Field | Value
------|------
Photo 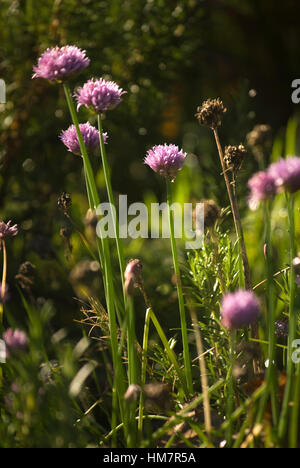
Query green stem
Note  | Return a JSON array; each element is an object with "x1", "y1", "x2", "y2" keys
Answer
[
  {"x1": 97, "y1": 114, "x2": 126, "y2": 300},
  {"x1": 0, "y1": 240, "x2": 6, "y2": 388},
  {"x1": 166, "y1": 179, "x2": 193, "y2": 396},
  {"x1": 288, "y1": 194, "x2": 300, "y2": 448},
  {"x1": 63, "y1": 84, "x2": 128, "y2": 440},
  {"x1": 138, "y1": 308, "x2": 151, "y2": 434},
  {"x1": 278, "y1": 193, "x2": 296, "y2": 443},
  {"x1": 149, "y1": 308, "x2": 188, "y2": 395},
  {"x1": 127, "y1": 296, "x2": 139, "y2": 385},
  {"x1": 190, "y1": 307, "x2": 211, "y2": 436},
  {"x1": 290, "y1": 357, "x2": 300, "y2": 447},
  {"x1": 0, "y1": 240, "x2": 7, "y2": 324},
  {"x1": 257, "y1": 200, "x2": 278, "y2": 427},
  {"x1": 83, "y1": 165, "x2": 93, "y2": 209},
  {"x1": 226, "y1": 331, "x2": 236, "y2": 447}
]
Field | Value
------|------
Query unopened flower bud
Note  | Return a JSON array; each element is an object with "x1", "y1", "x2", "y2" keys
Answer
[
  {"x1": 124, "y1": 259, "x2": 143, "y2": 296},
  {"x1": 124, "y1": 384, "x2": 140, "y2": 403},
  {"x1": 3, "y1": 328, "x2": 27, "y2": 353},
  {"x1": 15, "y1": 261, "x2": 36, "y2": 291}
]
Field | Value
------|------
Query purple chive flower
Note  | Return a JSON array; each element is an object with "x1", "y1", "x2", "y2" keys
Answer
[
  {"x1": 144, "y1": 144, "x2": 187, "y2": 181},
  {"x1": 60, "y1": 122, "x2": 108, "y2": 155},
  {"x1": 0, "y1": 220, "x2": 18, "y2": 240},
  {"x1": 247, "y1": 171, "x2": 277, "y2": 210},
  {"x1": 75, "y1": 78, "x2": 126, "y2": 112},
  {"x1": 32, "y1": 45, "x2": 90, "y2": 82},
  {"x1": 3, "y1": 328, "x2": 27, "y2": 352},
  {"x1": 221, "y1": 290, "x2": 261, "y2": 330},
  {"x1": 268, "y1": 156, "x2": 300, "y2": 194}
]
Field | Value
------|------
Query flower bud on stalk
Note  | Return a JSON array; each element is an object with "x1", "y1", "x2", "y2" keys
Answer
[{"x1": 124, "y1": 259, "x2": 143, "y2": 297}]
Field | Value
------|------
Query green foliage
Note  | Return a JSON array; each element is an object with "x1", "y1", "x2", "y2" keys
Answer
[{"x1": 1, "y1": 0, "x2": 300, "y2": 449}]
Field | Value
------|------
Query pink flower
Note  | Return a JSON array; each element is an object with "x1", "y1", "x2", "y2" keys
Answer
[
  {"x1": 33, "y1": 45, "x2": 90, "y2": 82},
  {"x1": 75, "y1": 78, "x2": 126, "y2": 112},
  {"x1": 268, "y1": 156, "x2": 300, "y2": 194},
  {"x1": 60, "y1": 122, "x2": 108, "y2": 155},
  {"x1": 248, "y1": 171, "x2": 277, "y2": 210},
  {"x1": 3, "y1": 328, "x2": 27, "y2": 352},
  {"x1": 221, "y1": 290, "x2": 260, "y2": 330},
  {"x1": 144, "y1": 144, "x2": 187, "y2": 181}
]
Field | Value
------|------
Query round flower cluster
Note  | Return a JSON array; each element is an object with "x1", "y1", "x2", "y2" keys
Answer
[
  {"x1": 75, "y1": 78, "x2": 126, "y2": 113},
  {"x1": 221, "y1": 290, "x2": 260, "y2": 330},
  {"x1": 248, "y1": 156, "x2": 300, "y2": 209},
  {"x1": 33, "y1": 46, "x2": 90, "y2": 82},
  {"x1": 268, "y1": 157, "x2": 300, "y2": 194},
  {"x1": 60, "y1": 122, "x2": 108, "y2": 155},
  {"x1": 248, "y1": 171, "x2": 277, "y2": 210},
  {"x1": 144, "y1": 144, "x2": 187, "y2": 181}
]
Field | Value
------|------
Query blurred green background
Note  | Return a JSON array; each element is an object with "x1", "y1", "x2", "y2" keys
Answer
[{"x1": 1, "y1": 0, "x2": 300, "y2": 333}]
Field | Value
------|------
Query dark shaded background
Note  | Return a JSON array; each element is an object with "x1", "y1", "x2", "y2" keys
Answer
[{"x1": 1, "y1": 0, "x2": 300, "y2": 330}]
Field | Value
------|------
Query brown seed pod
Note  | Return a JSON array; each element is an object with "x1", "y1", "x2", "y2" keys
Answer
[
  {"x1": 195, "y1": 98, "x2": 226, "y2": 129},
  {"x1": 224, "y1": 144, "x2": 247, "y2": 172}
]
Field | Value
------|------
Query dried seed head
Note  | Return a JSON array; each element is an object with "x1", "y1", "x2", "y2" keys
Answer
[
  {"x1": 224, "y1": 144, "x2": 247, "y2": 172},
  {"x1": 58, "y1": 192, "x2": 72, "y2": 213},
  {"x1": 15, "y1": 261, "x2": 36, "y2": 291},
  {"x1": 247, "y1": 124, "x2": 272, "y2": 148},
  {"x1": 124, "y1": 259, "x2": 143, "y2": 296},
  {"x1": 246, "y1": 124, "x2": 272, "y2": 160},
  {"x1": 202, "y1": 199, "x2": 221, "y2": 229},
  {"x1": 195, "y1": 98, "x2": 226, "y2": 129},
  {"x1": 18, "y1": 261, "x2": 36, "y2": 277}
]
